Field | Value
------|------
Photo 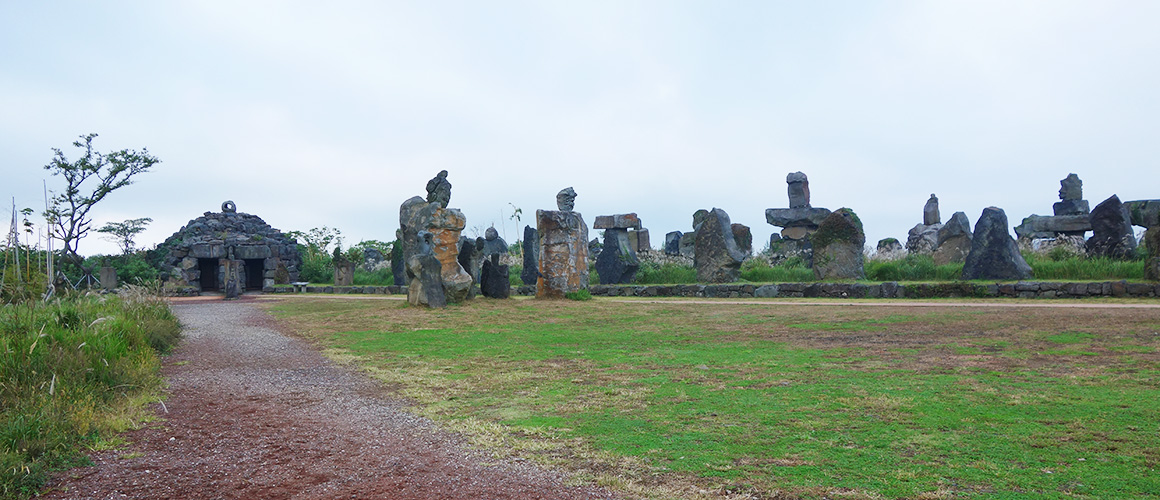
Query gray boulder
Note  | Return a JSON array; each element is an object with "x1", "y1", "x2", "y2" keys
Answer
[
  {"x1": 962, "y1": 207, "x2": 1032, "y2": 280},
  {"x1": 933, "y1": 212, "x2": 972, "y2": 265},
  {"x1": 458, "y1": 236, "x2": 485, "y2": 285},
  {"x1": 679, "y1": 231, "x2": 697, "y2": 258},
  {"x1": 694, "y1": 208, "x2": 746, "y2": 283},
  {"x1": 1086, "y1": 195, "x2": 1137, "y2": 259},
  {"x1": 765, "y1": 207, "x2": 832, "y2": 228},
  {"x1": 812, "y1": 208, "x2": 865, "y2": 280},
  {"x1": 731, "y1": 223, "x2": 752, "y2": 256},
  {"x1": 906, "y1": 223, "x2": 942, "y2": 255}
]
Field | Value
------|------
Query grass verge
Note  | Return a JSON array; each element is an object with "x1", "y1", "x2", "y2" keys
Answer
[{"x1": 1, "y1": 288, "x2": 180, "y2": 499}]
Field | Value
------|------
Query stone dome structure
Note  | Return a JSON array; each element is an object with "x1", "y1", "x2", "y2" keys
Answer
[{"x1": 159, "y1": 202, "x2": 301, "y2": 293}]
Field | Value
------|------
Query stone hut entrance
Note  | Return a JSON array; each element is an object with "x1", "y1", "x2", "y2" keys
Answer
[{"x1": 159, "y1": 201, "x2": 301, "y2": 295}]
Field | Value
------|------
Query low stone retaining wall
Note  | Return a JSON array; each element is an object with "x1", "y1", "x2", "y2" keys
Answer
[{"x1": 257, "y1": 281, "x2": 1159, "y2": 299}]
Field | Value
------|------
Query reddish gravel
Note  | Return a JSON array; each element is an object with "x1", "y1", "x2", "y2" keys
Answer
[{"x1": 40, "y1": 298, "x2": 619, "y2": 500}]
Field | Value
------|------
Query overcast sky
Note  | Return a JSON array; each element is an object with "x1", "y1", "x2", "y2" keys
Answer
[{"x1": 3, "y1": 1, "x2": 1158, "y2": 257}]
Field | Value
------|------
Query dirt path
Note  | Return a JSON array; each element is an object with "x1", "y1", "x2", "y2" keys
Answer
[{"x1": 40, "y1": 298, "x2": 617, "y2": 500}]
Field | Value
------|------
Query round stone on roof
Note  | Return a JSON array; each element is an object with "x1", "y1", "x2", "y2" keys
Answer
[{"x1": 222, "y1": 200, "x2": 237, "y2": 213}]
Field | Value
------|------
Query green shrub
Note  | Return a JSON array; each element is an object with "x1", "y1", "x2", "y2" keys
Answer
[
  {"x1": 1, "y1": 291, "x2": 179, "y2": 498},
  {"x1": 352, "y1": 267, "x2": 393, "y2": 286},
  {"x1": 509, "y1": 265, "x2": 523, "y2": 286},
  {"x1": 565, "y1": 289, "x2": 593, "y2": 301}
]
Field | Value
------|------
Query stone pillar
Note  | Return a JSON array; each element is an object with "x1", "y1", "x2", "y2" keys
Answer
[
  {"x1": 99, "y1": 266, "x2": 117, "y2": 291},
  {"x1": 536, "y1": 210, "x2": 589, "y2": 298},
  {"x1": 520, "y1": 225, "x2": 540, "y2": 285},
  {"x1": 222, "y1": 259, "x2": 242, "y2": 300},
  {"x1": 694, "y1": 208, "x2": 746, "y2": 283},
  {"x1": 1145, "y1": 228, "x2": 1159, "y2": 281}
]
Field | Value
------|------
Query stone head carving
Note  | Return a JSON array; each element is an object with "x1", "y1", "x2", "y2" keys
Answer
[
  {"x1": 1059, "y1": 173, "x2": 1082, "y2": 201},
  {"x1": 786, "y1": 172, "x2": 810, "y2": 209},
  {"x1": 426, "y1": 170, "x2": 452, "y2": 208},
  {"x1": 556, "y1": 187, "x2": 577, "y2": 212},
  {"x1": 485, "y1": 227, "x2": 499, "y2": 241}
]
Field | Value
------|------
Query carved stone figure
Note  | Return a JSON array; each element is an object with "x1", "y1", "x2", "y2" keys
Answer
[
  {"x1": 425, "y1": 170, "x2": 452, "y2": 209},
  {"x1": 556, "y1": 187, "x2": 577, "y2": 212}
]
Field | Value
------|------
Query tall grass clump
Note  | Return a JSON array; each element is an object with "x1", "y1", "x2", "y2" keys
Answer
[
  {"x1": 634, "y1": 261, "x2": 697, "y2": 284},
  {"x1": 1024, "y1": 252, "x2": 1145, "y2": 281},
  {"x1": 740, "y1": 257, "x2": 814, "y2": 282},
  {"x1": 1, "y1": 287, "x2": 180, "y2": 498},
  {"x1": 352, "y1": 267, "x2": 393, "y2": 286},
  {"x1": 865, "y1": 254, "x2": 963, "y2": 281}
]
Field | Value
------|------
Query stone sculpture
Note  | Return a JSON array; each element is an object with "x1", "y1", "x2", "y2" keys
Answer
[
  {"x1": 679, "y1": 210, "x2": 708, "y2": 258},
  {"x1": 1124, "y1": 199, "x2": 1160, "y2": 229},
  {"x1": 391, "y1": 232, "x2": 405, "y2": 287},
  {"x1": 907, "y1": 194, "x2": 943, "y2": 255},
  {"x1": 812, "y1": 208, "x2": 865, "y2": 280},
  {"x1": 962, "y1": 207, "x2": 1033, "y2": 280},
  {"x1": 731, "y1": 224, "x2": 753, "y2": 256},
  {"x1": 400, "y1": 178, "x2": 474, "y2": 302},
  {"x1": 425, "y1": 170, "x2": 452, "y2": 209},
  {"x1": 478, "y1": 227, "x2": 510, "y2": 298},
  {"x1": 694, "y1": 208, "x2": 746, "y2": 283},
  {"x1": 1086, "y1": 195, "x2": 1137, "y2": 259},
  {"x1": 407, "y1": 231, "x2": 447, "y2": 308},
  {"x1": 332, "y1": 247, "x2": 354, "y2": 286},
  {"x1": 594, "y1": 213, "x2": 642, "y2": 284},
  {"x1": 457, "y1": 236, "x2": 485, "y2": 286},
  {"x1": 876, "y1": 238, "x2": 905, "y2": 261},
  {"x1": 520, "y1": 225, "x2": 540, "y2": 285},
  {"x1": 766, "y1": 172, "x2": 831, "y2": 265},
  {"x1": 536, "y1": 189, "x2": 589, "y2": 298},
  {"x1": 932, "y1": 211, "x2": 972, "y2": 266},
  {"x1": 1015, "y1": 173, "x2": 1092, "y2": 240}
]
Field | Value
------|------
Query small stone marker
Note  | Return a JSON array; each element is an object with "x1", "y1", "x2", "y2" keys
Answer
[{"x1": 1086, "y1": 195, "x2": 1137, "y2": 259}]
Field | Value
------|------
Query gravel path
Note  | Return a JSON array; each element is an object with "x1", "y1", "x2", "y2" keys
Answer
[{"x1": 41, "y1": 298, "x2": 618, "y2": 500}]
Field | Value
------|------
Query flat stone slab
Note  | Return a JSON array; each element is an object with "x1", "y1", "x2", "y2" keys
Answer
[
  {"x1": 592, "y1": 213, "x2": 641, "y2": 230},
  {"x1": 1014, "y1": 214, "x2": 1091, "y2": 239},
  {"x1": 766, "y1": 207, "x2": 831, "y2": 228}
]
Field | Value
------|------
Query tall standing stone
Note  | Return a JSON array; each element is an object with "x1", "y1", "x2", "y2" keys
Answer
[
  {"x1": 664, "y1": 231, "x2": 683, "y2": 255},
  {"x1": 962, "y1": 207, "x2": 1033, "y2": 280},
  {"x1": 1086, "y1": 195, "x2": 1137, "y2": 259},
  {"x1": 811, "y1": 208, "x2": 865, "y2": 280},
  {"x1": 1144, "y1": 228, "x2": 1160, "y2": 281},
  {"x1": 399, "y1": 194, "x2": 473, "y2": 302},
  {"x1": 694, "y1": 208, "x2": 746, "y2": 283},
  {"x1": 536, "y1": 188, "x2": 589, "y2": 298},
  {"x1": 99, "y1": 266, "x2": 118, "y2": 291},
  {"x1": 391, "y1": 234, "x2": 405, "y2": 287},
  {"x1": 222, "y1": 259, "x2": 242, "y2": 300},
  {"x1": 521, "y1": 225, "x2": 539, "y2": 285},
  {"x1": 458, "y1": 236, "x2": 485, "y2": 285},
  {"x1": 479, "y1": 227, "x2": 510, "y2": 299},
  {"x1": 923, "y1": 194, "x2": 940, "y2": 226}
]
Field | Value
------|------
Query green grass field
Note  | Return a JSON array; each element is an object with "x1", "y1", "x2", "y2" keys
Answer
[{"x1": 268, "y1": 297, "x2": 1160, "y2": 499}]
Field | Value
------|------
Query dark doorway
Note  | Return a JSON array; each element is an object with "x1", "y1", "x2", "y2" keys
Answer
[
  {"x1": 198, "y1": 259, "x2": 219, "y2": 291},
  {"x1": 244, "y1": 259, "x2": 265, "y2": 290}
]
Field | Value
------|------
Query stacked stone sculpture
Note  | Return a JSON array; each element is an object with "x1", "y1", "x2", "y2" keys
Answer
[
  {"x1": 962, "y1": 207, "x2": 1033, "y2": 280},
  {"x1": 479, "y1": 227, "x2": 510, "y2": 298},
  {"x1": 694, "y1": 208, "x2": 746, "y2": 283},
  {"x1": 1015, "y1": 173, "x2": 1092, "y2": 240},
  {"x1": 1086, "y1": 195, "x2": 1137, "y2": 259},
  {"x1": 407, "y1": 231, "x2": 447, "y2": 307},
  {"x1": 906, "y1": 194, "x2": 942, "y2": 255},
  {"x1": 932, "y1": 211, "x2": 973, "y2": 266},
  {"x1": 594, "y1": 213, "x2": 643, "y2": 284},
  {"x1": 812, "y1": 208, "x2": 865, "y2": 280},
  {"x1": 399, "y1": 172, "x2": 474, "y2": 303},
  {"x1": 536, "y1": 188, "x2": 589, "y2": 298},
  {"x1": 766, "y1": 172, "x2": 831, "y2": 265}
]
